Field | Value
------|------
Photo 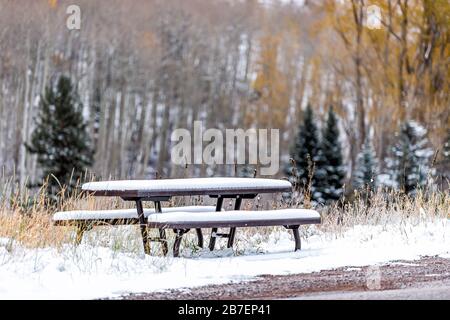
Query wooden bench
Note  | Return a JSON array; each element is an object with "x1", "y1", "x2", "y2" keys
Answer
[
  {"x1": 79, "y1": 177, "x2": 293, "y2": 255},
  {"x1": 146, "y1": 208, "x2": 321, "y2": 257},
  {"x1": 53, "y1": 206, "x2": 217, "y2": 245}
]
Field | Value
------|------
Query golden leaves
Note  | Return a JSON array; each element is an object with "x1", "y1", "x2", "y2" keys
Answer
[
  {"x1": 251, "y1": 33, "x2": 290, "y2": 128},
  {"x1": 48, "y1": 0, "x2": 58, "y2": 9}
]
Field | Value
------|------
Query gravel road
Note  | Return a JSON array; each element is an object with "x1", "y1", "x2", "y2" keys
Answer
[
  {"x1": 119, "y1": 256, "x2": 450, "y2": 300},
  {"x1": 289, "y1": 279, "x2": 450, "y2": 299}
]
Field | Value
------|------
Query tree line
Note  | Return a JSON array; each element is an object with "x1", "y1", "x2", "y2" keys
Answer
[
  {"x1": 0, "y1": 0, "x2": 448, "y2": 197},
  {"x1": 285, "y1": 104, "x2": 440, "y2": 205},
  {"x1": 28, "y1": 74, "x2": 446, "y2": 204}
]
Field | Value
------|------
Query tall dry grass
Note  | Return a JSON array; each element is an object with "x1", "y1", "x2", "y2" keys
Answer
[
  {"x1": 0, "y1": 175, "x2": 122, "y2": 249},
  {"x1": 231, "y1": 188, "x2": 449, "y2": 251}
]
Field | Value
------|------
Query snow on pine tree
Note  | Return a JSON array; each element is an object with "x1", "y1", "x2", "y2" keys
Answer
[
  {"x1": 27, "y1": 75, "x2": 93, "y2": 198},
  {"x1": 385, "y1": 121, "x2": 434, "y2": 195},
  {"x1": 285, "y1": 104, "x2": 326, "y2": 204},
  {"x1": 442, "y1": 129, "x2": 450, "y2": 170},
  {"x1": 238, "y1": 164, "x2": 256, "y2": 178},
  {"x1": 437, "y1": 129, "x2": 450, "y2": 184},
  {"x1": 352, "y1": 137, "x2": 378, "y2": 193},
  {"x1": 321, "y1": 106, "x2": 345, "y2": 202},
  {"x1": 311, "y1": 145, "x2": 328, "y2": 205}
]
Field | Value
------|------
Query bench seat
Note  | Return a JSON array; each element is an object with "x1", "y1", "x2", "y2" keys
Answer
[
  {"x1": 53, "y1": 206, "x2": 217, "y2": 247},
  {"x1": 147, "y1": 208, "x2": 321, "y2": 257},
  {"x1": 147, "y1": 209, "x2": 321, "y2": 229},
  {"x1": 53, "y1": 206, "x2": 321, "y2": 257},
  {"x1": 53, "y1": 205, "x2": 217, "y2": 223}
]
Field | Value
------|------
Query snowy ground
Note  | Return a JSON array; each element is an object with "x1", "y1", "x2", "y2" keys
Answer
[{"x1": 0, "y1": 218, "x2": 448, "y2": 299}]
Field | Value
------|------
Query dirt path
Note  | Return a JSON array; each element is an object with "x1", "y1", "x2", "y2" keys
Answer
[
  {"x1": 290, "y1": 279, "x2": 450, "y2": 299},
  {"x1": 119, "y1": 256, "x2": 450, "y2": 300}
]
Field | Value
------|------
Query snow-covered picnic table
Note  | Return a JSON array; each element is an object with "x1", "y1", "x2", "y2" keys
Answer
[
  {"x1": 81, "y1": 177, "x2": 292, "y2": 198},
  {"x1": 80, "y1": 177, "x2": 293, "y2": 254}
]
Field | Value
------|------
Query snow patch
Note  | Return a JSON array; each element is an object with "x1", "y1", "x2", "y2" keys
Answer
[{"x1": 0, "y1": 219, "x2": 448, "y2": 299}]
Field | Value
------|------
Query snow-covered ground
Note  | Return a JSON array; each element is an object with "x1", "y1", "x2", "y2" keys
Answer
[{"x1": 0, "y1": 219, "x2": 448, "y2": 299}]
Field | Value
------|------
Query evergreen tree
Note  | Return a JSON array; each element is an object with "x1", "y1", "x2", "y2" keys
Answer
[
  {"x1": 437, "y1": 129, "x2": 450, "y2": 185},
  {"x1": 237, "y1": 164, "x2": 256, "y2": 178},
  {"x1": 285, "y1": 104, "x2": 326, "y2": 204},
  {"x1": 27, "y1": 75, "x2": 93, "y2": 197},
  {"x1": 353, "y1": 137, "x2": 378, "y2": 193},
  {"x1": 311, "y1": 147, "x2": 328, "y2": 204},
  {"x1": 385, "y1": 121, "x2": 433, "y2": 195},
  {"x1": 321, "y1": 106, "x2": 345, "y2": 202},
  {"x1": 442, "y1": 129, "x2": 450, "y2": 170}
]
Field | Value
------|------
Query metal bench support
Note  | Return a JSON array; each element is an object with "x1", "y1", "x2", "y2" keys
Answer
[
  {"x1": 154, "y1": 200, "x2": 169, "y2": 256},
  {"x1": 284, "y1": 225, "x2": 301, "y2": 251},
  {"x1": 209, "y1": 196, "x2": 224, "y2": 251},
  {"x1": 136, "y1": 199, "x2": 169, "y2": 256},
  {"x1": 195, "y1": 229, "x2": 204, "y2": 248},
  {"x1": 136, "y1": 200, "x2": 151, "y2": 254},
  {"x1": 173, "y1": 228, "x2": 190, "y2": 257},
  {"x1": 171, "y1": 224, "x2": 304, "y2": 258},
  {"x1": 227, "y1": 196, "x2": 243, "y2": 248},
  {"x1": 209, "y1": 195, "x2": 243, "y2": 251}
]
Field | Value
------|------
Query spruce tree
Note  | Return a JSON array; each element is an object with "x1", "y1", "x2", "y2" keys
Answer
[
  {"x1": 353, "y1": 137, "x2": 378, "y2": 193},
  {"x1": 321, "y1": 106, "x2": 345, "y2": 202},
  {"x1": 27, "y1": 75, "x2": 93, "y2": 197},
  {"x1": 238, "y1": 164, "x2": 256, "y2": 178},
  {"x1": 386, "y1": 121, "x2": 433, "y2": 195},
  {"x1": 442, "y1": 129, "x2": 450, "y2": 172},
  {"x1": 437, "y1": 129, "x2": 450, "y2": 185},
  {"x1": 286, "y1": 104, "x2": 325, "y2": 203},
  {"x1": 311, "y1": 146, "x2": 328, "y2": 204}
]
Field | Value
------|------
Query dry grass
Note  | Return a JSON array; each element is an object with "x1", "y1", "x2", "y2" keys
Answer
[
  {"x1": 0, "y1": 175, "x2": 448, "y2": 255},
  {"x1": 229, "y1": 188, "x2": 449, "y2": 250},
  {"x1": 320, "y1": 189, "x2": 448, "y2": 229}
]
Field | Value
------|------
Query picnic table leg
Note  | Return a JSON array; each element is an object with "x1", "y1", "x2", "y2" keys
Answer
[
  {"x1": 154, "y1": 201, "x2": 169, "y2": 256},
  {"x1": 195, "y1": 229, "x2": 204, "y2": 248},
  {"x1": 284, "y1": 225, "x2": 301, "y2": 251},
  {"x1": 227, "y1": 196, "x2": 242, "y2": 248},
  {"x1": 173, "y1": 228, "x2": 190, "y2": 257},
  {"x1": 292, "y1": 226, "x2": 301, "y2": 251},
  {"x1": 209, "y1": 196, "x2": 224, "y2": 251},
  {"x1": 136, "y1": 200, "x2": 151, "y2": 255}
]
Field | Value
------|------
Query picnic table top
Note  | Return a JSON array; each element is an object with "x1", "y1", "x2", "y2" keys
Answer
[{"x1": 82, "y1": 177, "x2": 292, "y2": 198}]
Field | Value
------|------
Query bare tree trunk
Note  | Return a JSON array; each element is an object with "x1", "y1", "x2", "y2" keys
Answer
[
  {"x1": 157, "y1": 103, "x2": 170, "y2": 176},
  {"x1": 295, "y1": 58, "x2": 308, "y2": 124},
  {"x1": 19, "y1": 37, "x2": 31, "y2": 188},
  {"x1": 398, "y1": 0, "x2": 409, "y2": 122},
  {"x1": 106, "y1": 92, "x2": 118, "y2": 177},
  {"x1": 117, "y1": 81, "x2": 127, "y2": 178},
  {"x1": 139, "y1": 88, "x2": 159, "y2": 178},
  {"x1": 352, "y1": 0, "x2": 366, "y2": 148}
]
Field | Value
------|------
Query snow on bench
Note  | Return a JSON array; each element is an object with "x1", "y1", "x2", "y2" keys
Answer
[
  {"x1": 147, "y1": 208, "x2": 321, "y2": 228},
  {"x1": 53, "y1": 205, "x2": 220, "y2": 248},
  {"x1": 53, "y1": 203, "x2": 320, "y2": 257},
  {"x1": 53, "y1": 205, "x2": 217, "y2": 222},
  {"x1": 146, "y1": 208, "x2": 321, "y2": 257}
]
